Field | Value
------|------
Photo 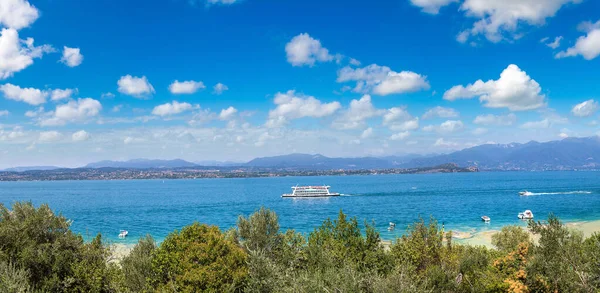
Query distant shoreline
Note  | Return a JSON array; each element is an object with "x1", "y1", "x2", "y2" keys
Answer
[{"x1": 0, "y1": 163, "x2": 477, "y2": 182}]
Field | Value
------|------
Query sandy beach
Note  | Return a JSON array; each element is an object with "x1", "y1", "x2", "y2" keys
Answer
[{"x1": 452, "y1": 219, "x2": 600, "y2": 248}]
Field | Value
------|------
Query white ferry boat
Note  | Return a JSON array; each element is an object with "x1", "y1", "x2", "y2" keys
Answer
[{"x1": 282, "y1": 185, "x2": 341, "y2": 198}]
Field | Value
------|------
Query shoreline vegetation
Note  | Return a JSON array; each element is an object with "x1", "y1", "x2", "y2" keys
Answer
[
  {"x1": 3, "y1": 202, "x2": 600, "y2": 292},
  {"x1": 0, "y1": 163, "x2": 477, "y2": 181}
]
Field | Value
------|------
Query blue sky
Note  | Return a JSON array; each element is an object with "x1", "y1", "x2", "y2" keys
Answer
[{"x1": 0, "y1": 0, "x2": 599, "y2": 167}]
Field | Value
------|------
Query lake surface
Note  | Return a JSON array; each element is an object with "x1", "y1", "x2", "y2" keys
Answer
[{"x1": 1, "y1": 171, "x2": 599, "y2": 244}]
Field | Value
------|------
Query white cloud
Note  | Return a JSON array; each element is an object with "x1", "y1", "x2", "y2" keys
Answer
[
  {"x1": 72, "y1": 130, "x2": 90, "y2": 142},
  {"x1": 111, "y1": 105, "x2": 122, "y2": 113},
  {"x1": 361, "y1": 127, "x2": 373, "y2": 139},
  {"x1": 285, "y1": 33, "x2": 333, "y2": 66},
  {"x1": 422, "y1": 106, "x2": 459, "y2": 119},
  {"x1": 219, "y1": 106, "x2": 238, "y2": 120},
  {"x1": 520, "y1": 119, "x2": 551, "y2": 129},
  {"x1": 571, "y1": 99, "x2": 599, "y2": 117},
  {"x1": 337, "y1": 64, "x2": 430, "y2": 96},
  {"x1": 24, "y1": 106, "x2": 43, "y2": 117},
  {"x1": 39, "y1": 131, "x2": 61, "y2": 142},
  {"x1": 349, "y1": 58, "x2": 361, "y2": 66},
  {"x1": 60, "y1": 46, "x2": 83, "y2": 67},
  {"x1": 332, "y1": 95, "x2": 382, "y2": 130},
  {"x1": 0, "y1": 28, "x2": 54, "y2": 79},
  {"x1": 0, "y1": 83, "x2": 47, "y2": 105},
  {"x1": 267, "y1": 90, "x2": 341, "y2": 127},
  {"x1": 556, "y1": 22, "x2": 600, "y2": 60},
  {"x1": 152, "y1": 101, "x2": 194, "y2": 117},
  {"x1": 0, "y1": 0, "x2": 39, "y2": 30},
  {"x1": 117, "y1": 75, "x2": 155, "y2": 98},
  {"x1": 410, "y1": 0, "x2": 458, "y2": 14},
  {"x1": 0, "y1": 110, "x2": 9, "y2": 116},
  {"x1": 169, "y1": 80, "x2": 205, "y2": 94},
  {"x1": 559, "y1": 132, "x2": 569, "y2": 138},
  {"x1": 457, "y1": 0, "x2": 580, "y2": 43},
  {"x1": 390, "y1": 131, "x2": 411, "y2": 141},
  {"x1": 51, "y1": 88, "x2": 76, "y2": 101},
  {"x1": 213, "y1": 83, "x2": 229, "y2": 95},
  {"x1": 541, "y1": 36, "x2": 563, "y2": 49},
  {"x1": 434, "y1": 138, "x2": 458, "y2": 147},
  {"x1": 443, "y1": 64, "x2": 545, "y2": 111},
  {"x1": 40, "y1": 98, "x2": 102, "y2": 126},
  {"x1": 439, "y1": 120, "x2": 464, "y2": 133},
  {"x1": 473, "y1": 113, "x2": 517, "y2": 125},
  {"x1": 383, "y1": 107, "x2": 419, "y2": 131}
]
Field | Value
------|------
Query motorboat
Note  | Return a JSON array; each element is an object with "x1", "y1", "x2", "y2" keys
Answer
[
  {"x1": 481, "y1": 216, "x2": 490, "y2": 222},
  {"x1": 519, "y1": 190, "x2": 533, "y2": 196},
  {"x1": 387, "y1": 222, "x2": 396, "y2": 231},
  {"x1": 118, "y1": 230, "x2": 128, "y2": 238},
  {"x1": 518, "y1": 210, "x2": 534, "y2": 220}
]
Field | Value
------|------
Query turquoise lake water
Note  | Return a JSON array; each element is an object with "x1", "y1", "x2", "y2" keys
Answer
[{"x1": 1, "y1": 171, "x2": 599, "y2": 244}]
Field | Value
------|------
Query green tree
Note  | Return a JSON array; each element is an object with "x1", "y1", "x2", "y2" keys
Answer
[
  {"x1": 121, "y1": 235, "x2": 156, "y2": 292},
  {"x1": 150, "y1": 223, "x2": 248, "y2": 292},
  {"x1": 491, "y1": 225, "x2": 531, "y2": 252}
]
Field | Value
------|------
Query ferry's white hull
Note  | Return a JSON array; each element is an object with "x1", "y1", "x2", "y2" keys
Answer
[{"x1": 282, "y1": 193, "x2": 341, "y2": 198}]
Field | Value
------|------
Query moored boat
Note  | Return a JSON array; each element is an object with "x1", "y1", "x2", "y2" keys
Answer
[
  {"x1": 518, "y1": 210, "x2": 534, "y2": 219},
  {"x1": 481, "y1": 216, "x2": 490, "y2": 222},
  {"x1": 118, "y1": 230, "x2": 128, "y2": 238},
  {"x1": 282, "y1": 185, "x2": 340, "y2": 198}
]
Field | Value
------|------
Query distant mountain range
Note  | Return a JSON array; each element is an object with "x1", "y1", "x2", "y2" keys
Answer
[
  {"x1": 2, "y1": 166, "x2": 61, "y2": 172},
  {"x1": 3, "y1": 136, "x2": 600, "y2": 172}
]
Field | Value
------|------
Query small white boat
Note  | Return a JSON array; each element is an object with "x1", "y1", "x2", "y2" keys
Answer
[
  {"x1": 519, "y1": 190, "x2": 533, "y2": 196},
  {"x1": 518, "y1": 210, "x2": 534, "y2": 220},
  {"x1": 387, "y1": 222, "x2": 396, "y2": 231},
  {"x1": 118, "y1": 230, "x2": 128, "y2": 238},
  {"x1": 481, "y1": 216, "x2": 490, "y2": 222}
]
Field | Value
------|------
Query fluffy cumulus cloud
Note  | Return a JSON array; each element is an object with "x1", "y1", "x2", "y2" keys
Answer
[
  {"x1": 444, "y1": 64, "x2": 545, "y2": 111},
  {"x1": 152, "y1": 101, "x2": 194, "y2": 117},
  {"x1": 422, "y1": 106, "x2": 459, "y2": 119},
  {"x1": 360, "y1": 127, "x2": 373, "y2": 139},
  {"x1": 556, "y1": 21, "x2": 600, "y2": 60},
  {"x1": 0, "y1": 83, "x2": 47, "y2": 105},
  {"x1": 423, "y1": 120, "x2": 465, "y2": 133},
  {"x1": 213, "y1": 83, "x2": 229, "y2": 95},
  {"x1": 390, "y1": 131, "x2": 411, "y2": 141},
  {"x1": 410, "y1": 0, "x2": 458, "y2": 14},
  {"x1": 38, "y1": 131, "x2": 62, "y2": 142},
  {"x1": 0, "y1": 28, "x2": 54, "y2": 79},
  {"x1": 72, "y1": 130, "x2": 90, "y2": 142},
  {"x1": 571, "y1": 99, "x2": 599, "y2": 117},
  {"x1": 40, "y1": 98, "x2": 102, "y2": 126},
  {"x1": 337, "y1": 64, "x2": 430, "y2": 96},
  {"x1": 382, "y1": 107, "x2": 419, "y2": 131},
  {"x1": 51, "y1": 88, "x2": 76, "y2": 101},
  {"x1": 266, "y1": 90, "x2": 341, "y2": 127},
  {"x1": 456, "y1": 0, "x2": 580, "y2": 43},
  {"x1": 219, "y1": 106, "x2": 237, "y2": 120},
  {"x1": 117, "y1": 75, "x2": 155, "y2": 98},
  {"x1": 332, "y1": 95, "x2": 382, "y2": 130},
  {"x1": 60, "y1": 46, "x2": 83, "y2": 67},
  {"x1": 473, "y1": 113, "x2": 517, "y2": 126},
  {"x1": 0, "y1": 0, "x2": 39, "y2": 30},
  {"x1": 169, "y1": 80, "x2": 205, "y2": 94},
  {"x1": 285, "y1": 33, "x2": 333, "y2": 67}
]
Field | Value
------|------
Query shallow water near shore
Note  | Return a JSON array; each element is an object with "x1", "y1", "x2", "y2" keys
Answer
[{"x1": 1, "y1": 171, "x2": 599, "y2": 245}]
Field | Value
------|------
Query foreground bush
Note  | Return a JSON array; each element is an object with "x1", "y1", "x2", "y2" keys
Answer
[{"x1": 3, "y1": 201, "x2": 600, "y2": 292}]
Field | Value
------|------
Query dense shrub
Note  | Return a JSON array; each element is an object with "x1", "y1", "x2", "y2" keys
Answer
[
  {"x1": 150, "y1": 223, "x2": 248, "y2": 292},
  {"x1": 3, "y1": 201, "x2": 600, "y2": 292}
]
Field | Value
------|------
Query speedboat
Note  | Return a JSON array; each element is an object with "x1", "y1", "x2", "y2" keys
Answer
[
  {"x1": 387, "y1": 222, "x2": 396, "y2": 231},
  {"x1": 481, "y1": 216, "x2": 490, "y2": 222},
  {"x1": 118, "y1": 230, "x2": 128, "y2": 238},
  {"x1": 519, "y1": 190, "x2": 533, "y2": 196},
  {"x1": 518, "y1": 210, "x2": 534, "y2": 220}
]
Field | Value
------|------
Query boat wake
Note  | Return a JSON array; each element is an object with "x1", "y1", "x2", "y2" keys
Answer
[{"x1": 521, "y1": 191, "x2": 592, "y2": 196}]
